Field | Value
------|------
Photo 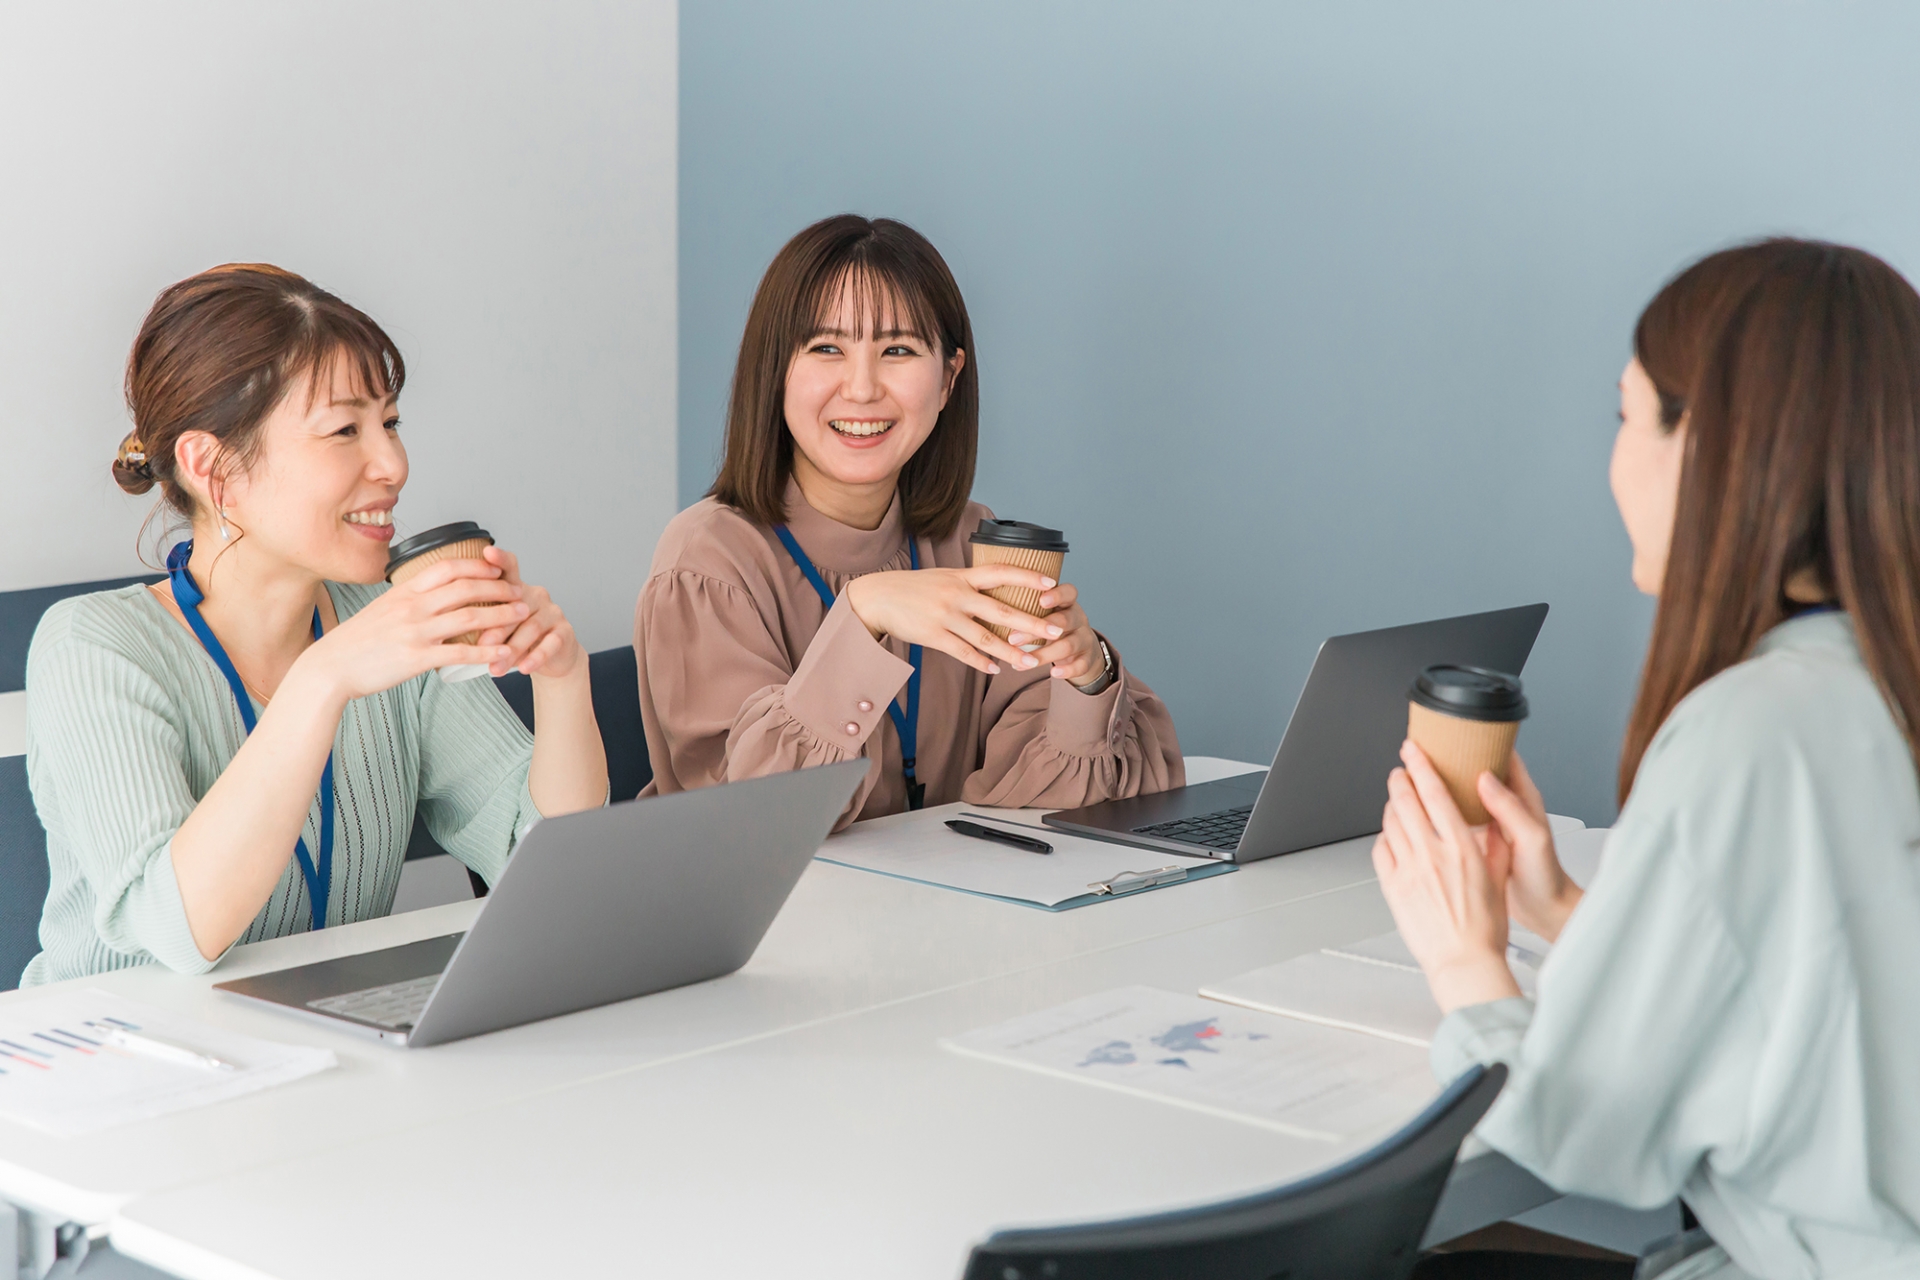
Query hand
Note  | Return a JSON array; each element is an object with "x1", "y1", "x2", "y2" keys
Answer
[
  {"x1": 1006, "y1": 582, "x2": 1108, "y2": 688},
  {"x1": 471, "y1": 546, "x2": 586, "y2": 681},
  {"x1": 298, "y1": 557, "x2": 528, "y2": 703},
  {"x1": 844, "y1": 565, "x2": 1064, "y2": 676},
  {"x1": 1479, "y1": 753, "x2": 1582, "y2": 943},
  {"x1": 1372, "y1": 740, "x2": 1522, "y2": 1014}
]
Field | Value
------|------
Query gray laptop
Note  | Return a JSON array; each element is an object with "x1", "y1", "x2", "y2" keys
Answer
[
  {"x1": 1044, "y1": 604, "x2": 1548, "y2": 862},
  {"x1": 215, "y1": 760, "x2": 867, "y2": 1047}
]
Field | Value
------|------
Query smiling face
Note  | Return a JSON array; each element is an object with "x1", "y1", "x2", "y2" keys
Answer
[
  {"x1": 1610, "y1": 357, "x2": 1689, "y2": 596},
  {"x1": 782, "y1": 275, "x2": 965, "y2": 499},
  {"x1": 205, "y1": 354, "x2": 408, "y2": 584}
]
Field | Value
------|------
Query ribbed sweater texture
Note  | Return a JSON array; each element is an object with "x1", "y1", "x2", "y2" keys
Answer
[{"x1": 21, "y1": 582, "x2": 538, "y2": 985}]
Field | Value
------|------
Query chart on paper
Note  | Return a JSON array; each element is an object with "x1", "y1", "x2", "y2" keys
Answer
[{"x1": 0, "y1": 989, "x2": 336, "y2": 1137}]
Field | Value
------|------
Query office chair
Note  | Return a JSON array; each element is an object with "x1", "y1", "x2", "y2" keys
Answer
[
  {"x1": 1, "y1": 575, "x2": 162, "y2": 989},
  {"x1": 408, "y1": 643, "x2": 653, "y2": 896},
  {"x1": 962, "y1": 1063, "x2": 1507, "y2": 1280}
]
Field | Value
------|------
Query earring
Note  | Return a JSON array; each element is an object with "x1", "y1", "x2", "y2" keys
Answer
[{"x1": 218, "y1": 508, "x2": 231, "y2": 541}]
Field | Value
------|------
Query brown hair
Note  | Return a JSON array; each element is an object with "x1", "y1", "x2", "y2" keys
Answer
[
  {"x1": 115, "y1": 263, "x2": 406, "y2": 521},
  {"x1": 708, "y1": 215, "x2": 978, "y2": 538},
  {"x1": 1619, "y1": 238, "x2": 1920, "y2": 803}
]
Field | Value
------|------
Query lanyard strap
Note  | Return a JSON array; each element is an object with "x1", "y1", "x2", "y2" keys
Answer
[
  {"x1": 166, "y1": 541, "x2": 335, "y2": 931},
  {"x1": 773, "y1": 525, "x2": 925, "y2": 810}
]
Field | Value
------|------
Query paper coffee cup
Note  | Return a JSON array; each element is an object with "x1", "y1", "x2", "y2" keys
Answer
[
  {"x1": 1405, "y1": 665, "x2": 1528, "y2": 825},
  {"x1": 386, "y1": 521, "x2": 496, "y2": 683},
  {"x1": 968, "y1": 519, "x2": 1068, "y2": 642}
]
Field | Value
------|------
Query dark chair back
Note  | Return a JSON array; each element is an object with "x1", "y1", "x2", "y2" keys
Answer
[
  {"x1": 406, "y1": 645, "x2": 651, "y2": 896},
  {"x1": 963, "y1": 1063, "x2": 1507, "y2": 1280},
  {"x1": 1, "y1": 575, "x2": 162, "y2": 989}
]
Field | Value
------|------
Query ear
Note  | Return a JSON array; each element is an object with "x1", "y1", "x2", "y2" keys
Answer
[
  {"x1": 939, "y1": 347, "x2": 966, "y2": 411},
  {"x1": 172, "y1": 430, "x2": 225, "y2": 514}
]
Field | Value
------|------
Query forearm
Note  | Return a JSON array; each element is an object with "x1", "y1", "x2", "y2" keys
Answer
[
  {"x1": 528, "y1": 664, "x2": 607, "y2": 817},
  {"x1": 169, "y1": 667, "x2": 346, "y2": 960}
]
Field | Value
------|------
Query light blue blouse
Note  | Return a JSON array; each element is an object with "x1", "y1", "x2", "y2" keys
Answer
[{"x1": 1434, "y1": 612, "x2": 1920, "y2": 1279}]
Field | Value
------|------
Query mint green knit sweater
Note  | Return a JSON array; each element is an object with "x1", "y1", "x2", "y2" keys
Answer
[{"x1": 21, "y1": 582, "x2": 540, "y2": 985}]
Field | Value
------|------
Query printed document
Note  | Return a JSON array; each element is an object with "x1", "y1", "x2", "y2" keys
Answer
[
  {"x1": 944, "y1": 985, "x2": 1436, "y2": 1142},
  {"x1": 0, "y1": 989, "x2": 336, "y2": 1137}
]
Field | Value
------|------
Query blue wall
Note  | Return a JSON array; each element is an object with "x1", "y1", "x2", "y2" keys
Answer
[{"x1": 681, "y1": 2, "x2": 1920, "y2": 825}]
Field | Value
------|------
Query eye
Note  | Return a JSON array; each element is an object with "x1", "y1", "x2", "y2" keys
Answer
[
  {"x1": 883, "y1": 344, "x2": 919, "y2": 358},
  {"x1": 808, "y1": 342, "x2": 843, "y2": 356},
  {"x1": 332, "y1": 422, "x2": 358, "y2": 438},
  {"x1": 385, "y1": 416, "x2": 401, "y2": 432}
]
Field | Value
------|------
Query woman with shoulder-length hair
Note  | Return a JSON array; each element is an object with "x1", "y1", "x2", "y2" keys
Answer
[
  {"x1": 22, "y1": 264, "x2": 607, "y2": 985},
  {"x1": 635, "y1": 215, "x2": 1182, "y2": 826},
  {"x1": 1379, "y1": 240, "x2": 1920, "y2": 1278}
]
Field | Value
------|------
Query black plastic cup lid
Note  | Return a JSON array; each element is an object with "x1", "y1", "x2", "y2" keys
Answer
[
  {"x1": 386, "y1": 521, "x2": 494, "y2": 577},
  {"x1": 1409, "y1": 665, "x2": 1528, "y2": 722},
  {"x1": 968, "y1": 519, "x2": 1068, "y2": 553}
]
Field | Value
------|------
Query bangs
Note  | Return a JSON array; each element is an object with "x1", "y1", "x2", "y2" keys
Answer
[
  {"x1": 286, "y1": 313, "x2": 408, "y2": 410},
  {"x1": 802, "y1": 260, "x2": 947, "y2": 353}
]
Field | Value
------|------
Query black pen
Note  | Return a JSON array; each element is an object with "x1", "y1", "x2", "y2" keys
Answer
[{"x1": 945, "y1": 818, "x2": 1053, "y2": 855}]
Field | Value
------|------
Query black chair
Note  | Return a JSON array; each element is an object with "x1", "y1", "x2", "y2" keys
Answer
[
  {"x1": 963, "y1": 1063, "x2": 1508, "y2": 1280},
  {"x1": 406, "y1": 644, "x2": 652, "y2": 896},
  {"x1": 1, "y1": 575, "x2": 162, "y2": 990}
]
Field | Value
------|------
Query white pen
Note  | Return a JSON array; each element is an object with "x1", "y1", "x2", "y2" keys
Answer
[{"x1": 82, "y1": 1021, "x2": 235, "y2": 1073}]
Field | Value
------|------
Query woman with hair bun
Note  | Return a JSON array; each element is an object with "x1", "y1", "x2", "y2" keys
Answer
[
  {"x1": 1380, "y1": 240, "x2": 1920, "y2": 1278},
  {"x1": 22, "y1": 265, "x2": 606, "y2": 984}
]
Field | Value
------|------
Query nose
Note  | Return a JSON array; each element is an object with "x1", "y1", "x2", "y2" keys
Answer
[
  {"x1": 842, "y1": 345, "x2": 883, "y2": 403},
  {"x1": 365, "y1": 419, "x2": 408, "y2": 489}
]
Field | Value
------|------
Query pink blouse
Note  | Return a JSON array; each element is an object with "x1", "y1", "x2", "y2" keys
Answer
[{"x1": 633, "y1": 482, "x2": 1185, "y2": 828}]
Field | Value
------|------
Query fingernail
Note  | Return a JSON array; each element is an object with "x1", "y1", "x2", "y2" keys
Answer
[
  {"x1": 1039, "y1": 594, "x2": 1054, "y2": 607},
  {"x1": 1047, "y1": 626, "x2": 1062, "y2": 638},
  {"x1": 1040, "y1": 577, "x2": 1056, "y2": 588},
  {"x1": 988, "y1": 663, "x2": 1001, "y2": 674}
]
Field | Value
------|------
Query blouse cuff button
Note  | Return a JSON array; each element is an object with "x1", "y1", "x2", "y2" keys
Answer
[
  {"x1": 857, "y1": 700, "x2": 873, "y2": 712},
  {"x1": 845, "y1": 722, "x2": 861, "y2": 736}
]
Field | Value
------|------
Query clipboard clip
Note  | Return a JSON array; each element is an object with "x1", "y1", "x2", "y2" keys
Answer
[{"x1": 1088, "y1": 865, "x2": 1188, "y2": 896}]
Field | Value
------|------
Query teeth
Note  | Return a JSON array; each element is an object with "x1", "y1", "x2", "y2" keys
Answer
[
  {"x1": 830, "y1": 419, "x2": 895, "y2": 438},
  {"x1": 345, "y1": 510, "x2": 392, "y2": 526}
]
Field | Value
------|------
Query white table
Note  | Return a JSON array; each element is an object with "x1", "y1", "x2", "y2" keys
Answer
[{"x1": 0, "y1": 759, "x2": 1575, "y2": 1277}]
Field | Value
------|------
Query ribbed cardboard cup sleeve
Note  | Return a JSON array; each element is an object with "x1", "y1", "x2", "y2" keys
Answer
[
  {"x1": 1405, "y1": 702, "x2": 1520, "y2": 826},
  {"x1": 387, "y1": 537, "x2": 494, "y2": 645},
  {"x1": 969, "y1": 544, "x2": 1066, "y2": 639}
]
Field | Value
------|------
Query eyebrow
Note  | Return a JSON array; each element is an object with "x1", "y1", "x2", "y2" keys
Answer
[
  {"x1": 326, "y1": 393, "x2": 400, "y2": 409},
  {"x1": 805, "y1": 327, "x2": 927, "y2": 341}
]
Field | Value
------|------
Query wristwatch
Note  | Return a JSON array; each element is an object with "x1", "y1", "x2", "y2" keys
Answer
[{"x1": 1073, "y1": 638, "x2": 1117, "y2": 695}]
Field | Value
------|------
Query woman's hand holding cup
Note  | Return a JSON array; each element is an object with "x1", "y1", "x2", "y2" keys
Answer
[
  {"x1": 844, "y1": 565, "x2": 1063, "y2": 676},
  {"x1": 1006, "y1": 581, "x2": 1107, "y2": 687},
  {"x1": 301, "y1": 556, "x2": 527, "y2": 703},
  {"x1": 1477, "y1": 754, "x2": 1583, "y2": 943},
  {"x1": 470, "y1": 545, "x2": 585, "y2": 680}
]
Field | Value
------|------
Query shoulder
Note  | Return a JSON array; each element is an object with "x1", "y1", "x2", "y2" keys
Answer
[
  {"x1": 930, "y1": 498, "x2": 993, "y2": 566},
  {"x1": 1625, "y1": 614, "x2": 1912, "y2": 866},
  {"x1": 29, "y1": 585, "x2": 175, "y2": 675},
  {"x1": 646, "y1": 498, "x2": 780, "y2": 595}
]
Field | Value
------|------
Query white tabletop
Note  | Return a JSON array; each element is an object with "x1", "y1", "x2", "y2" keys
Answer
[{"x1": 0, "y1": 758, "x2": 1583, "y2": 1276}]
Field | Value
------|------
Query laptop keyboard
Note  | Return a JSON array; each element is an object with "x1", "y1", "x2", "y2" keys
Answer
[
  {"x1": 308, "y1": 974, "x2": 439, "y2": 1030},
  {"x1": 1132, "y1": 804, "x2": 1254, "y2": 851}
]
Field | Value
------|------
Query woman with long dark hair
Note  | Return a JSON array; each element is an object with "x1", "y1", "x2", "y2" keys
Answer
[
  {"x1": 635, "y1": 215, "x2": 1181, "y2": 825},
  {"x1": 1379, "y1": 240, "x2": 1920, "y2": 1277},
  {"x1": 23, "y1": 265, "x2": 606, "y2": 983}
]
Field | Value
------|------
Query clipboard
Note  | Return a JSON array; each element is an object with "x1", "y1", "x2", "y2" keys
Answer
[{"x1": 816, "y1": 802, "x2": 1237, "y2": 911}]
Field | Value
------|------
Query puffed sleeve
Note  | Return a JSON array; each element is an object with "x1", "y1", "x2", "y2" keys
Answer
[
  {"x1": 24, "y1": 626, "x2": 225, "y2": 974},
  {"x1": 960, "y1": 636, "x2": 1185, "y2": 809},
  {"x1": 638, "y1": 570, "x2": 912, "y2": 828}
]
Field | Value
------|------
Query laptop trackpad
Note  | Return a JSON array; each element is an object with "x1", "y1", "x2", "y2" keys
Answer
[{"x1": 215, "y1": 933, "x2": 464, "y2": 1007}]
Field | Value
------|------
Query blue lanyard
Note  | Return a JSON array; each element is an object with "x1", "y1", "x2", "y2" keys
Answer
[
  {"x1": 773, "y1": 525, "x2": 925, "y2": 811},
  {"x1": 166, "y1": 541, "x2": 335, "y2": 932}
]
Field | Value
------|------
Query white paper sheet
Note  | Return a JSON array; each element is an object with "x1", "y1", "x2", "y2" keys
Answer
[
  {"x1": 943, "y1": 985, "x2": 1437, "y2": 1143},
  {"x1": 1201, "y1": 929, "x2": 1546, "y2": 1047},
  {"x1": 818, "y1": 802, "x2": 1228, "y2": 907},
  {"x1": 0, "y1": 990, "x2": 336, "y2": 1137}
]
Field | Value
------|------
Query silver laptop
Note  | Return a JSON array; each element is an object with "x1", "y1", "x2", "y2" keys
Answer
[
  {"x1": 1044, "y1": 604, "x2": 1548, "y2": 862},
  {"x1": 215, "y1": 760, "x2": 867, "y2": 1047}
]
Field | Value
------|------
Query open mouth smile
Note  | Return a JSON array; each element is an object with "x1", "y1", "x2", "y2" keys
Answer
[
  {"x1": 829, "y1": 419, "x2": 895, "y2": 439},
  {"x1": 345, "y1": 508, "x2": 395, "y2": 540}
]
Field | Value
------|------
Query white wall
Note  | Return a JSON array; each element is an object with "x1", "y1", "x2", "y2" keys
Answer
[{"x1": 0, "y1": 1, "x2": 676, "y2": 650}]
